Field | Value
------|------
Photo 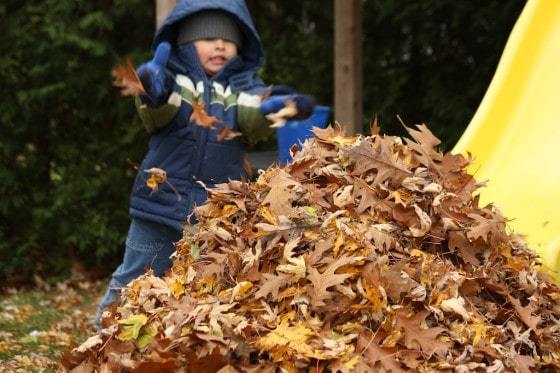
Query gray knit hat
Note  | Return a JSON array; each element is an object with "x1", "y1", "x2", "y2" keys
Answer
[{"x1": 177, "y1": 10, "x2": 243, "y2": 47}]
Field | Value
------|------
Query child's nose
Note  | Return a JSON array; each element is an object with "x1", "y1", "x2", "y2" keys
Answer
[{"x1": 215, "y1": 39, "x2": 225, "y2": 49}]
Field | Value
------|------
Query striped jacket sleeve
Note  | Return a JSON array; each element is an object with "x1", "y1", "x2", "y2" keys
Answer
[{"x1": 236, "y1": 90, "x2": 274, "y2": 145}]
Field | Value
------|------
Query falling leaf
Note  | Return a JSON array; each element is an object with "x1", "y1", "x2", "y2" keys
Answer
[
  {"x1": 144, "y1": 167, "x2": 182, "y2": 201},
  {"x1": 190, "y1": 99, "x2": 220, "y2": 129},
  {"x1": 217, "y1": 127, "x2": 242, "y2": 142},
  {"x1": 144, "y1": 168, "x2": 167, "y2": 192},
  {"x1": 112, "y1": 59, "x2": 146, "y2": 96}
]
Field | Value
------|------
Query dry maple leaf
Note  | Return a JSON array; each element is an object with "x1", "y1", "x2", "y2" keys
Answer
[
  {"x1": 256, "y1": 317, "x2": 315, "y2": 360},
  {"x1": 111, "y1": 59, "x2": 146, "y2": 96},
  {"x1": 190, "y1": 99, "x2": 220, "y2": 129}
]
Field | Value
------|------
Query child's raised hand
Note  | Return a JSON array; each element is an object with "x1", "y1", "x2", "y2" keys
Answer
[
  {"x1": 260, "y1": 85, "x2": 315, "y2": 120},
  {"x1": 137, "y1": 42, "x2": 173, "y2": 107}
]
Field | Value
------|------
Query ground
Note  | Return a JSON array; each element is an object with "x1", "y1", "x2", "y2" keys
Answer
[{"x1": 0, "y1": 277, "x2": 105, "y2": 372}]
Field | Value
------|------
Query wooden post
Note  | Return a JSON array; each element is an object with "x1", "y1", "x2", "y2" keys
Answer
[
  {"x1": 156, "y1": 0, "x2": 176, "y2": 29},
  {"x1": 334, "y1": 0, "x2": 363, "y2": 134}
]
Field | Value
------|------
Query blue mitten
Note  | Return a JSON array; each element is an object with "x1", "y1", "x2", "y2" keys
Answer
[
  {"x1": 260, "y1": 86, "x2": 316, "y2": 120},
  {"x1": 137, "y1": 42, "x2": 174, "y2": 107}
]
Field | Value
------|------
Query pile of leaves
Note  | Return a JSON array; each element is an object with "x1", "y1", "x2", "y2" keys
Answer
[{"x1": 63, "y1": 125, "x2": 560, "y2": 372}]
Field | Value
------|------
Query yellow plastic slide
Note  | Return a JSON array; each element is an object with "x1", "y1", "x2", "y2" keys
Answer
[{"x1": 453, "y1": 0, "x2": 560, "y2": 279}]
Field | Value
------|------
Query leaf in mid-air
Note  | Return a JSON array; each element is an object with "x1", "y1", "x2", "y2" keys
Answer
[
  {"x1": 112, "y1": 59, "x2": 146, "y2": 96},
  {"x1": 190, "y1": 99, "x2": 220, "y2": 129}
]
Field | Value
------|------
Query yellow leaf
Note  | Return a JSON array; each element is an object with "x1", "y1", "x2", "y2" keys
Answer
[
  {"x1": 276, "y1": 256, "x2": 306, "y2": 278},
  {"x1": 231, "y1": 281, "x2": 253, "y2": 299},
  {"x1": 470, "y1": 318, "x2": 487, "y2": 347},
  {"x1": 166, "y1": 275, "x2": 186, "y2": 299},
  {"x1": 362, "y1": 281, "x2": 387, "y2": 313},
  {"x1": 344, "y1": 355, "x2": 361, "y2": 369},
  {"x1": 333, "y1": 230, "x2": 345, "y2": 255},
  {"x1": 221, "y1": 204, "x2": 238, "y2": 217},
  {"x1": 136, "y1": 322, "x2": 158, "y2": 349},
  {"x1": 194, "y1": 275, "x2": 216, "y2": 294},
  {"x1": 257, "y1": 318, "x2": 314, "y2": 359},
  {"x1": 117, "y1": 314, "x2": 148, "y2": 341},
  {"x1": 218, "y1": 281, "x2": 254, "y2": 302},
  {"x1": 258, "y1": 205, "x2": 278, "y2": 225}
]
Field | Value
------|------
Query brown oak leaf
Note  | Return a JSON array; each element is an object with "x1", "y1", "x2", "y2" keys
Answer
[
  {"x1": 307, "y1": 256, "x2": 355, "y2": 307},
  {"x1": 261, "y1": 169, "x2": 302, "y2": 217},
  {"x1": 254, "y1": 273, "x2": 292, "y2": 299},
  {"x1": 395, "y1": 309, "x2": 451, "y2": 358},
  {"x1": 357, "y1": 331, "x2": 404, "y2": 372},
  {"x1": 466, "y1": 212, "x2": 506, "y2": 245},
  {"x1": 344, "y1": 137, "x2": 411, "y2": 185},
  {"x1": 508, "y1": 295, "x2": 540, "y2": 330},
  {"x1": 403, "y1": 124, "x2": 443, "y2": 172}
]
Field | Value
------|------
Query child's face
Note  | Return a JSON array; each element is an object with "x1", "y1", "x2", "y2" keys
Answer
[{"x1": 193, "y1": 38, "x2": 238, "y2": 76}]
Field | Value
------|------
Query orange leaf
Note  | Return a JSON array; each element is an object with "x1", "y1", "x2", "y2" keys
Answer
[
  {"x1": 111, "y1": 59, "x2": 146, "y2": 96},
  {"x1": 190, "y1": 99, "x2": 220, "y2": 129},
  {"x1": 217, "y1": 127, "x2": 242, "y2": 142}
]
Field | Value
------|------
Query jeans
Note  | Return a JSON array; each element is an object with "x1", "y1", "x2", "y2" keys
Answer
[{"x1": 96, "y1": 218, "x2": 182, "y2": 329}]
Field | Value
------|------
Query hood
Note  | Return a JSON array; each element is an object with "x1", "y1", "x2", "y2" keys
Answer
[{"x1": 153, "y1": 0, "x2": 264, "y2": 78}]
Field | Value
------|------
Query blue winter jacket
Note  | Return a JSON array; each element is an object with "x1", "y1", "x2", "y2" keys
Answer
[{"x1": 129, "y1": 0, "x2": 272, "y2": 232}]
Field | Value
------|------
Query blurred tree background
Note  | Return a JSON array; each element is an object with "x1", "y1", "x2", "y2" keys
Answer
[{"x1": 0, "y1": 0, "x2": 524, "y2": 283}]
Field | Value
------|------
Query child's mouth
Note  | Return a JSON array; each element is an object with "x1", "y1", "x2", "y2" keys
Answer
[{"x1": 210, "y1": 56, "x2": 226, "y2": 65}]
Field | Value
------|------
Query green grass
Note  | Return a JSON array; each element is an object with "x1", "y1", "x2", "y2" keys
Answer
[{"x1": 0, "y1": 279, "x2": 105, "y2": 371}]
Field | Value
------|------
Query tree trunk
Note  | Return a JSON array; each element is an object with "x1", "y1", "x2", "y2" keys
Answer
[
  {"x1": 334, "y1": 0, "x2": 363, "y2": 134},
  {"x1": 156, "y1": 0, "x2": 176, "y2": 29}
]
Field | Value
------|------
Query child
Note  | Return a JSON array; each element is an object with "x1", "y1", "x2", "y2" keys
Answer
[{"x1": 96, "y1": 0, "x2": 314, "y2": 327}]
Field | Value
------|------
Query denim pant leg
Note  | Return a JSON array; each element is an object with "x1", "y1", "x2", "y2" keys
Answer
[{"x1": 96, "y1": 218, "x2": 181, "y2": 329}]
